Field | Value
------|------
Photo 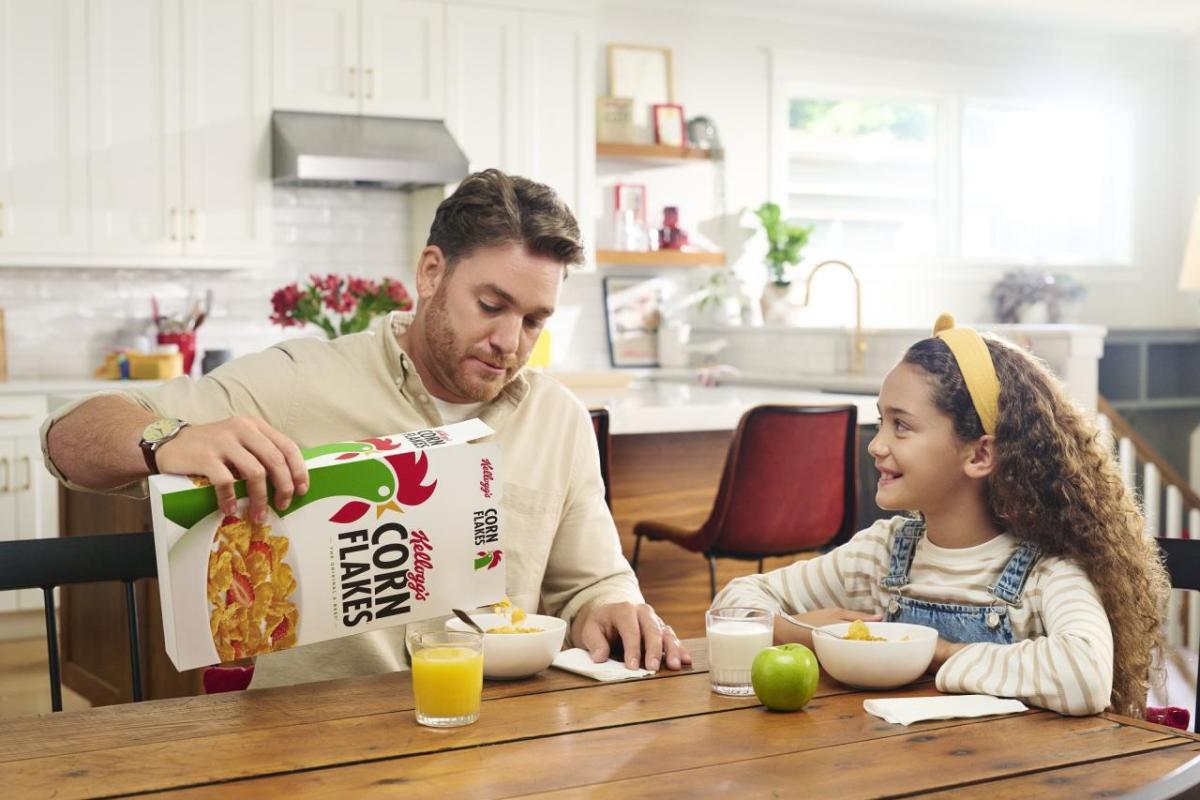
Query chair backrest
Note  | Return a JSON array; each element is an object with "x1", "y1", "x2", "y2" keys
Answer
[
  {"x1": 1157, "y1": 537, "x2": 1200, "y2": 731},
  {"x1": 0, "y1": 532, "x2": 157, "y2": 712},
  {"x1": 589, "y1": 407, "x2": 612, "y2": 510},
  {"x1": 705, "y1": 404, "x2": 858, "y2": 558}
]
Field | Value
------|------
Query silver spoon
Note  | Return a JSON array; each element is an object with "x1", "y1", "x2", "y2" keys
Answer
[
  {"x1": 779, "y1": 612, "x2": 847, "y2": 640},
  {"x1": 451, "y1": 608, "x2": 486, "y2": 635}
]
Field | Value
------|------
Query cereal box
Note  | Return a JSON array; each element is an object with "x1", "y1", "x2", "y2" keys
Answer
[{"x1": 149, "y1": 419, "x2": 505, "y2": 671}]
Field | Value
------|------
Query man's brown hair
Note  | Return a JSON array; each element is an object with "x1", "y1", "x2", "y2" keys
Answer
[{"x1": 426, "y1": 168, "x2": 585, "y2": 269}]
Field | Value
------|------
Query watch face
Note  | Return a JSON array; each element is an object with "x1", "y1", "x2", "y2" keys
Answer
[{"x1": 143, "y1": 418, "x2": 181, "y2": 444}]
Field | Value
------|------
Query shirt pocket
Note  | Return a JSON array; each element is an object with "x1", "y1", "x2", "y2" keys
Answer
[{"x1": 500, "y1": 482, "x2": 562, "y2": 612}]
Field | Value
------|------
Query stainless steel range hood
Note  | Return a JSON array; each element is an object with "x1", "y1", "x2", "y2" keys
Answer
[{"x1": 272, "y1": 111, "x2": 469, "y2": 190}]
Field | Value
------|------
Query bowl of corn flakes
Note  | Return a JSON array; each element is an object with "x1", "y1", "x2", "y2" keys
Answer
[
  {"x1": 445, "y1": 600, "x2": 566, "y2": 679},
  {"x1": 811, "y1": 620, "x2": 937, "y2": 689}
]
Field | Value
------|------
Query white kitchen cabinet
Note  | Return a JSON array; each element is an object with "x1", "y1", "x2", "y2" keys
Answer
[
  {"x1": 0, "y1": 0, "x2": 89, "y2": 255},
  {"x1": 87, "y1": 0, "x2": 182, "y2": 257},
  {"x1": 273, "y1": 0, "x2": 446, "y2": 119},
  {"x1": 271, "y1": 0, "x2": 358, "y2": 114},
  {"x1": 444, "y1": 5, "x2": 522, "y2": 174},
  {"x1": 181, "y1": 0, "x2": 273, "y2": 258},
  {"x1": 0, "y1": 396, "x2": 58, "y2": 612},
  {"x1": 520, "y1": 10, "x2": 593, "y2": 238}
]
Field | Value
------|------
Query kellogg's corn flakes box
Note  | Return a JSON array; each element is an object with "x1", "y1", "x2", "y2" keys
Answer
[{"x1": 149, "y1": 419, "x2": 506, "y2": 671}]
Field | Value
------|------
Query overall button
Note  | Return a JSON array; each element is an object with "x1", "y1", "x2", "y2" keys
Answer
[
  {"x1": 986, "y1": 610, "x2": 1001, "y2": 629},
  {"x1": 888, "y1": 599, "x2": 900, "y2": 614}
]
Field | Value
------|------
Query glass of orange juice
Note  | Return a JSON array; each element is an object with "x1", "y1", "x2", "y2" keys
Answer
[{"x1": 411, "y1": 630, "x2": 484, "y2": 727}]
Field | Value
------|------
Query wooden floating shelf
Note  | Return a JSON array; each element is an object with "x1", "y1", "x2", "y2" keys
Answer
[
  {"x1": 595, "y1": 249, "x2": 726, "y2": 267},
  {"x1": 596, "y1": 142, "x2": 721, "y2": 162}
]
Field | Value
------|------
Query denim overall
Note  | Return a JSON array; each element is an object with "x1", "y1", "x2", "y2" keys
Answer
[{"x1": 881, "y1": 519, "x2": 1041, "y2": 644}]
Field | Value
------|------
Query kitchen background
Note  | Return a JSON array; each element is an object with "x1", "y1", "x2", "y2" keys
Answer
[{"x1": 3, "y1": 0, "x2": 1200, "y2": 380}]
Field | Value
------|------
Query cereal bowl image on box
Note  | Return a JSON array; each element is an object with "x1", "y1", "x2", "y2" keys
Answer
[
  {"x1": 165, "y1": 503, "x2": 301, "y2": 668},
  {"x1": 812, "y1": 621, "x2": 938, "y2": 689},
  {"x1": 150, "y1": 419, "x2": 508, "y2": 671},
  {"x1": 445, "y1": 612, "x2": 567, "y2": 679}
]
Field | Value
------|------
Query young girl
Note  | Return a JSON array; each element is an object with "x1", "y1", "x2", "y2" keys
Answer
[{"x1": 712, "y1": 314, "x2": 1168, "y2": 716}]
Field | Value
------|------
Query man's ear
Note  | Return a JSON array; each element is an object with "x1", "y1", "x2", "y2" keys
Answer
[
  {"x1": 415, "y1": 246, "x2": 448, "y2": 299},
  {"x1": 962, "y1": 434, "x2": 997, "y2": 480}
]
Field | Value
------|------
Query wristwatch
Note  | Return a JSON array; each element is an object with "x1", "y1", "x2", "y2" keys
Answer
[{"x1": 139, "y1": 418, "x2": 189, "y2": 475}]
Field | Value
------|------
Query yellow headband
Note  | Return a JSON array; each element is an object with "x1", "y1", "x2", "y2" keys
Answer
[{"x1": 932, "y1": 313, "x2": 1000, "y2": 435}]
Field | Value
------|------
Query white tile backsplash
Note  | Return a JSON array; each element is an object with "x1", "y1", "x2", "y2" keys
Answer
[{"x1": 0, "y1": 187, "x2": 416, "y2": 380}]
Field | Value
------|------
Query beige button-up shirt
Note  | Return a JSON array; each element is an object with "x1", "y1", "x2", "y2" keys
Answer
[{"x1": 41, "y1": 312, "x2": 642, "y2": 688}]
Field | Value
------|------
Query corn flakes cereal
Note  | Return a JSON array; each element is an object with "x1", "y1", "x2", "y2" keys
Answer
[
  {"x1": 486, "y1": 596, "x2": 541, "y2": 633},
  {"x1": 845, "y1": 620, "x2": 887, "y2": 641},
  {"x1": 206, "y1": 513, "x2": 299, "y2": 661}
]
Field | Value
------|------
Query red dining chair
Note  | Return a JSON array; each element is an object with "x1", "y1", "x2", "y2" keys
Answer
[
  {"x1": 631, "y1": 404, "x2": 858, "y2": 598},
  {"x1": 590, "y1": 407, "x2": 612, "y2": 510}
]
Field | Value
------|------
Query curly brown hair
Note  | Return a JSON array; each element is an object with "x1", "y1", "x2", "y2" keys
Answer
[{"x1": 903, "y1": 334, "x2": 1169, "y2": 716}]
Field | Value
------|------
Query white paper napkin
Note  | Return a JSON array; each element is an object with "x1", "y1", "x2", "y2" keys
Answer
[
  {"x1": 551, "y1": 648, "x2": 656, "y2": 681},
  {"x1": 863, "y1": 695, "x2": 1028, "y2": 726}
]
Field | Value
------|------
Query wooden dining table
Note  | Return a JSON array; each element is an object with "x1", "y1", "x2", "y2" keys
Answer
[{"x1": 3, "y1": 638, "x2": 1198, "y2": 799}]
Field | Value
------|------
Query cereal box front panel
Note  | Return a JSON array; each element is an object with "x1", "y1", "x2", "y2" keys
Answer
[{"x1": 150, "y1": 422, "x2": 505, "y2": 671}]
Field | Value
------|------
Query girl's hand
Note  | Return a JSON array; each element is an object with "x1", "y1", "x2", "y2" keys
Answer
[
  {"x1": 928, "y1": 638, "x2": 967, "y2": 673},
  {"x1": 774, "y1": 607, "x2": 883, "y2": 648}
]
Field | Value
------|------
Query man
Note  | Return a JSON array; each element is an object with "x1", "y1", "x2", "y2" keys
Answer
[{"x1": 43, "y1": 169, "x2": 690, "y2": 687}]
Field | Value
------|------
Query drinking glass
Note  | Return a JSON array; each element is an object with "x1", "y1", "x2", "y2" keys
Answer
[{"x1": 706, "y1": 607, "x2": 773, "y2": 696}]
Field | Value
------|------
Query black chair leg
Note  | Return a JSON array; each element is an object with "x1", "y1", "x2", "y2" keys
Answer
[
  {"x1": 757, "y1": 558, "x2": 764, "y2": 574},
  {"x1": 631, "y1": 534, "x2": 642, "y2": 572},
  {"x1": 708, "y1": 555, "x2": 717, "y2": 600},
  {"x1": 125, "y1": 580, "x2": 144, "y2": 702},
  {"x1": 43, "y1": 586, "x2": 62, "y2": 713}
]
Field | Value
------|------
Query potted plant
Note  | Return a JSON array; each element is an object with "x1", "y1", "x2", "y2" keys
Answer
[{"x1": 753, "y1": 202, "x2": 813, "y2": 324}]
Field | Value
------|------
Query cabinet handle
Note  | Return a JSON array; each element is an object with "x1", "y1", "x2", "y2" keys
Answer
[
  {"x1": 18, "y1": 456, "x2": 30, "y2": 492},
  {"x1": 0, "y1": 414, "x2": 31, "y2": 421},
  {"x1": 0, "y1": 458, "x2": 9, "y2": 493},
  {"x1": 169, "y1": 207, "x2": 179, "y2": 241},
  {"x1": 0, "y1": 201, "x2": 4, "y2": 237},
  {"x1": 188, "y1": 208, "x2": 197, "y2": 241},
  {"x1": 366, "y1": 67, "x2": 374, "y2": 99},
  {"x1": 348, "y1": 66, "x2": 357, "y2": 98}
]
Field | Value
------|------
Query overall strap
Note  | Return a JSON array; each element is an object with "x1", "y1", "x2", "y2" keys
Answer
[
  {"x1": 880, "y1": 518, "x2": 925, "y2": 590},
  {"x1": 989, "y1": 540, "x2": 1042, "y2": 607}
]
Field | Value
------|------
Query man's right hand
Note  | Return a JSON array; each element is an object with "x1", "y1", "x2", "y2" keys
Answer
[{"x1": 155, "y1": 416, "x2": 308, "y2": 523}]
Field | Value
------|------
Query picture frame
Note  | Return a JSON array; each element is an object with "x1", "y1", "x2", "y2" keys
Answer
[
  {"x1": 607, "y1": 44, "x2": 675, "y2": 143},
  {"x1": 596, "y1": 96, "x2": 635, "y2": 144},
  {"x1": 602, "y1": 276, "x2": 666, "y2": 368},
  {"x1": 652, "y1": 103, "x2": 687, "y2": 147},
  {"x1": 613, "y1": 183, "x2": 647, "y2": 224}
]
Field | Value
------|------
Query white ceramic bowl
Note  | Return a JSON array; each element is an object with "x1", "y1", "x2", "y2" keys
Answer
[
  {"x1": 445, "y1": 613, "x2": 567, "y2": 680},
  {"x1": 812, "y1": 621, "x2": 938, "y2": 689}
]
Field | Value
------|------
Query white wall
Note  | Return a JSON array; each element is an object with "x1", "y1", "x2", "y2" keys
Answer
[{"x1": 593, "y1": 0, "x2": 1200, "y2": 331}]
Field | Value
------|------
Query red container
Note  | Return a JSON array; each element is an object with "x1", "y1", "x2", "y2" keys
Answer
[{"x1": 157, "y1": 331, "x2": 197, "y2": 376}]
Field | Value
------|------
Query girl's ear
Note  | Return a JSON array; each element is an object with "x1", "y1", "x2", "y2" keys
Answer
[{"x1": 962, "y1": 434, "x2": 997, "y2": 479}]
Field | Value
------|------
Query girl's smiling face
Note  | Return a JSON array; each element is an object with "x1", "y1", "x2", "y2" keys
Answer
[{"x1": 868, "y1": 362, "x2": 982, "y2": 513}]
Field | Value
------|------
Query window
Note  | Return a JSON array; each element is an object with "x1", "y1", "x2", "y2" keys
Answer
[
  {"x1": 777, "y1": 67, "x2": 1134, "y2": 268},
  {"x1": 787, "y1": 97, "x2": 939, "y2": 258}
]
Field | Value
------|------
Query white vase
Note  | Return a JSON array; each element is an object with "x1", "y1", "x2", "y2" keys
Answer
[{"x1": 760, "y1": 283, "x2": 792, "y2": 325}]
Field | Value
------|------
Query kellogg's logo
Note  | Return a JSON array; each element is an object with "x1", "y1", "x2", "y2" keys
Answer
[{"x1": 479, "y1": 458, "x2": 494, "y2": 499}]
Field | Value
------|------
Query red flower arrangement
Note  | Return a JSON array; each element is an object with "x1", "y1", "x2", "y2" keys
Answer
[{"x1": 270, "y1": 274, "x2": 413, "y2": 338}]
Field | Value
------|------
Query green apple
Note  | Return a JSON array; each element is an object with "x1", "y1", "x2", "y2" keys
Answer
[{"x1": 751, "y1": 643, "x2": 820, "y2": 712}]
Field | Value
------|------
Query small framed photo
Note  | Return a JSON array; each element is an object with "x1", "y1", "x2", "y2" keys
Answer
[
  {"x1": 652, "y1": 104, "x2": 687, "y2": 147},
  {"x1": 603, "y1": 276, "x2": 666, "y2": 368},
  {"x1": 597, "y1": 96, "x2": 635, "y2": 144},
  {"x1": 614, "y1": 183, "x2": 647, "y2": 224},
  {"x1": 608, "y1": 44, "x2": 675, "y2": 143}
]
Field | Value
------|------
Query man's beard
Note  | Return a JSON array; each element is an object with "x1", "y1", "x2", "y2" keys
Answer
[{"x1": 423, "y1": 289, "x2": 518, "y2": 403}]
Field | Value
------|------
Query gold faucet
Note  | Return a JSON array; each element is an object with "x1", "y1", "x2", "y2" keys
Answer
[{"x1": 798, "y1": 259, "x2": 867, "y2": 374}]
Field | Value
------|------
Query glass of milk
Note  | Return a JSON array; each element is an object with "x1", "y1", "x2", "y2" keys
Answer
[{"x1": 706, "y1": 607, "x2": 773, "y2": 696}]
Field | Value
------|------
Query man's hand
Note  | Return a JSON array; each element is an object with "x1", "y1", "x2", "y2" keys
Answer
[
  {"x1": 156, "y1": 416, "x2": 308, "y2": 523},
  {"x1": 572, "y1": 601, "x2": 692, "y2": 671},
  {"x1": 774, "y1": 607, "x2": 883, "y2": 649}
]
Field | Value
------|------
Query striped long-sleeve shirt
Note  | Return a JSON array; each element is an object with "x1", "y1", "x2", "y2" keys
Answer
[{"x1": 711, "y1": 516, "x2": 1114, "y2": 716}]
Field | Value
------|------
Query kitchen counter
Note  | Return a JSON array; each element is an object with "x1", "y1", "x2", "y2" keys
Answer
[
  {"x1": 0, "y1": 379, "x2": 164, "y2": 397},
  {"x1": 570, "y1": 377, "x2": 878, "y2": 435}
]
